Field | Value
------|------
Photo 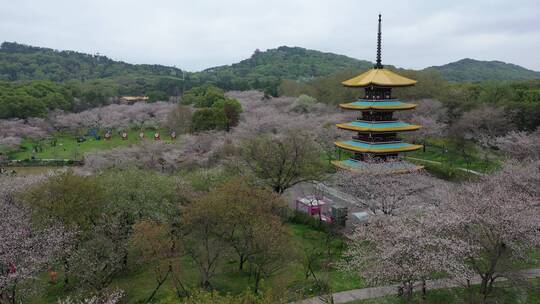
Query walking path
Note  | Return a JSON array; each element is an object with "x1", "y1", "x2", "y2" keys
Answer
[
  {"x1": 406, "y1": 157, "x2": 485, "y2": 176},
  {"x1": 296, "y1": 268, "x2": 540, "y2": 304}
]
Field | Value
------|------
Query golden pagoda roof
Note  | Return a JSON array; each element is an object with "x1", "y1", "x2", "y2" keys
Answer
[{"x1": 342, "y1": 68, "x2": 417, "y2": 87}]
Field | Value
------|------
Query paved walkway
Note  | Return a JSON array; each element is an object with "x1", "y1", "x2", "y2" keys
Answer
[
  {"x1": 296, "y1": 268, "x2": 540, "y2": 304},
  {"x1": 406, "y1": 157, "x2": 485, "y2": 176}
]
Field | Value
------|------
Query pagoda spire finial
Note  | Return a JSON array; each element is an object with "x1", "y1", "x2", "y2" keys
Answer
[{"x1": 375, "y1": 14, "x2": 383, "y2": 69}]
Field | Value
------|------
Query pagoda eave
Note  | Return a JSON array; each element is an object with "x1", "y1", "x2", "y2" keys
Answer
[
  {"x1": 342, "y1": 82, "x2": 417, "y2": 88},
  {"x1": 339, "y1": 102, "x2": 417, "y2": 111},
  {"x1": 336, "y1": 123, "x2": 421, "y2": 133},
  {"x1": 334, "y1": 141, "x2": 423, "y2": 154}
]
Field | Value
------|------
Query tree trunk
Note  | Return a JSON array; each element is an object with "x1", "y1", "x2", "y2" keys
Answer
[
  {"x1": 397, "y1": 285, "x2": 404, "y2": 297},
  {"x1": 403, "y1": 282, "x2": 413, "y2": 303},
  {"x1": 63, "y1": 258, "x2": 70, "y2": 285},
  {"x1": 254, "y1": 271, "x2": 261, "y2": 294},
  {"x1": 123, "y1": 251, "x2": 129, "y2": 268},
  {"x1": 239, "y1": 255, "x2": 246, "y2": 271},
  {"x1": 10, "y1": 282, "x2": 17, "y2": 304},
  {"x1": 145, "y1": 266, "x2": 172, "y2": 304},
  {"x1": 421, "y1": 279, "x2": 427, "y2": 303},
  {"x1": 479, "y1": 275, "x2": 490, "y2": 304},
  {"x1": 273, "y1": 185, "x2": 285, "y2": 194},
  {"x1": 201, "y1": 273, "x2": 212, "y2": 290}
]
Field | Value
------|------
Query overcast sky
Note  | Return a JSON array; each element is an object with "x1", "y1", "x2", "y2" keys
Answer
[{"x1": 1, "y1": 0, "x2": 539, "y2": 71}]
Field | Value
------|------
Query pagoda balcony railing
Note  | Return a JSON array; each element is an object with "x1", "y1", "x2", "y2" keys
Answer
[
  {"x1": 350, "y1": 139, "x2": 404, "y2": 145},
  {"x1": 359, "y1": 97, "x2": 397, "y2": 101},
  {"x1": 355, "y1": 119, "x2": 399, "y2": 123},
  {"x1": 352, "y1": 137, "x2": 402, "y2": 143}
]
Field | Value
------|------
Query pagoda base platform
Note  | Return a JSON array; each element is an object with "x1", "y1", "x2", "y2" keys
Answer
[{"x1": 332, "y1": 158, "x2": 423, "y2": 174}]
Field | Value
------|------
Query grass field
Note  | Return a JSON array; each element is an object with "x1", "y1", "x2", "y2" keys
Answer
[
  {"x1": 9, "y1": 129, "x2": 175, "y2": 161},
  {"x1": 407, "y1": 138, "x2": 501, "y2": 173},
  {"x1": 31, "y1": 223, "x2": 364, "y2": 303}
]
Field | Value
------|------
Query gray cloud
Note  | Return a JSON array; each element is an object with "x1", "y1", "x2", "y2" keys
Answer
[{"x1": 1, "y1": 0, "x2": 539, "y2": 71}]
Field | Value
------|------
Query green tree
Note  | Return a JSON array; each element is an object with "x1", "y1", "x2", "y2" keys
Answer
[
  {"x1": 191, "y1": 108, "x2": 228, "y2": 132},
  {"x1": 291, "y1": 94, "x2": 317, "y2": 113},
  {"x1": 214, "y1": 178, "x2": 287, "y2": 271},
  {"x1": 180, "y1": 193, "x2": 229, "y2": 289},
  {"x1": 182, "y1": 85, "x2": 226, "y2": 108},
  {"x1": 147, "y1": 90, "x2": 169, "y2": 102},
  {"x1": 212, "y1": 98, "x2": 242, "y2": 131},
  {"x1": 24, "y1": 171, "x2": 105, "y2": 233},
  {"x1": 23, "y1": 171, "x2": 106, "y2": 284},
  {"x1": 238, "y1": 132, "x2": 326, "y2": 193}
]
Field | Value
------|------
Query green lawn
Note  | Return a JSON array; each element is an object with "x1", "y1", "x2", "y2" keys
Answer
[
  {"x1": 31, "y1": 223, "x2": 364, "y2": 303},
  {"x1": 9, "y1": 129, "x2": 175, "y2": 161},
  {"x1": 407, "y1": 138, "x2": 501, "y2": 173}
]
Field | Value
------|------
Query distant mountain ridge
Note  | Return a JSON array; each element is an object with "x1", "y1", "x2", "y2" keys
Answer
[
  {"x1": 1, "y1": 42, "x2": 539, "y2": 84},
  {"x1": 199, "y1": 46, "x2": 373, "y2": 80},
  {"x1": 192, "y1": 46, "x2": 375, "y2": 90},
  {"x1": 426, "y1": 58, "x2": 540, "y2": 82},
  {"x1": 0, "y1": 42, "x2": 183, "y2": 82}
]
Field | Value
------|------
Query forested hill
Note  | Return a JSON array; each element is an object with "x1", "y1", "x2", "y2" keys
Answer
[
  {"x1": 426, "y1": 58, "x2": 540, "y2": 82},
  {"x1": 0, "y1": 42, "x2": 184, "y2": 82},
  {"x1": 194, "y1": 46, "x2": 374, "y2": 90},
  {"x1": 2, "y1": 41, "x2": 540, "y2": 86}
]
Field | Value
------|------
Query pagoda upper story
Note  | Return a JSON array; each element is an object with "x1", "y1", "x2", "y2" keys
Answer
[{"x1": 332, "y1": 14, "x2": 423, "y2": 172}]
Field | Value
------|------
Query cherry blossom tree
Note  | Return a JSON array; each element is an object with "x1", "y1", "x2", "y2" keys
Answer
[
  {"x1": 342, "y1": 215, "x2": 468, "y2": 302},
  {"x1": 230, "y1": 91, "x2": 353, "y2": 140},
  {"x1": 334, "y1": 169, "x2": 448, "y2": 215},
  {"x1": 428, "y1": 160, "x2": 540, "y2": 302},
  {"x1": 315, "y1": 124, "x2": 348, "y2": 163},
  {"x1": 0, "y1": 176, "x2": 71, "y2": 303},
  {"x1": 82, "y1": 132, "x2": 226, "y2": 172},
  {"x1": 494, "y1": 129, "x2": 540, "y2": 161},
  {"x1": 165, "y1": 105, "x2": 192, "y2": 134},
  {"x1": 0, "y1": 118, "x2": 49, "y2": 140},
  {"x1": 450, "y1": 105, "x2": 513, "y2": 145},
  {"x1": 343, "y1": 160, "x2": 540, "y2": 303},
  {"x1": 57, "y1": 289, "x2": 124, "y2": 304},
  {"x1": 50, "y1": 102, "x2": 175, "y2": 132},
  {"x1": 0, "y1": 136, "x2": 21, "y2": 150}
]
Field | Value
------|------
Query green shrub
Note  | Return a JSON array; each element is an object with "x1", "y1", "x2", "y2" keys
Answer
[
  {"x1": 212, "y1": 98, "x2": 242, "y2": 130},
  {"x1": 182, "y1": 85, "x2": 225, "y2": 108},
  {"x1": 147, "y1": 90, "x2": 168, "y2": 102},
  {"x1": 288, "y1": 210, "x2": 330, "y2": 232},
  {"x1": 191, "y1": 108, "x2": 228, "y2": 132},
  {"x1": 291, "y1": 94, "x2": 317, "y2": 113}
]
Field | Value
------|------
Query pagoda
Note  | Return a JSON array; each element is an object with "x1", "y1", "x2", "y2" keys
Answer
[{"x1": 332, "y1": 14, "x2": 423, "y2": 172}]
